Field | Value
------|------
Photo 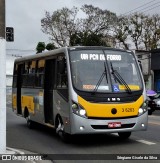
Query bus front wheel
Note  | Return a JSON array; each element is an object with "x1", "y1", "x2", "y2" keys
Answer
[
  {"x1": 56, "y1": 116, "x2": 71, "y2": 142},
  {"x1": 118, "y1": 132, "x2": 131, "y2": 139}
]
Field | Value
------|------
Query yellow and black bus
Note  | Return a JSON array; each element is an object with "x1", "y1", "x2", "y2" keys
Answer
[{"x1": 12, "y1": 46, "x2": 148, "y2": 140}]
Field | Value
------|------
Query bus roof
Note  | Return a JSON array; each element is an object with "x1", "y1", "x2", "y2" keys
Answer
[{"x1": 14, "y1": 46, "x2": 132, "y2": 63}]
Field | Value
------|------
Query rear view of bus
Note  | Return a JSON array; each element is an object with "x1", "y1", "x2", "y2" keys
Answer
[{"x1": 68, "y1": 47, "x2": 148, "y2": 139}]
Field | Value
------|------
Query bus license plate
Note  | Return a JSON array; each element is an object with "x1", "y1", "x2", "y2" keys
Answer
[{"x1": 108, "y1": 122, "x2": 121, "y2": 128}]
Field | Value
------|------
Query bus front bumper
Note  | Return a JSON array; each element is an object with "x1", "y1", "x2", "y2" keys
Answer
[{"x1": 70, "y1": 112, "x2": 148, "y2": 134}]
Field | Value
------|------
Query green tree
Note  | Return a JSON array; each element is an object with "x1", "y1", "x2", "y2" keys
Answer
[
  {"x1": 113, "y1": 16, "x2": 130, "y2": 50},
  {"x1": 128, "y1": 14, "x2": 160, "y2": 50},
  {"x1": 70, "y1": 31, "x2": 108, "y2": 46},
  {"x1": 141, "y1": 15, "x2": 153, "y2": 50},
  {"x1": 41, "y1": 5, "x2": 117, "y2": 47},
  {"x1": 80, "y1": 5, "x2": 117, "y2": 34},
  {"x1": 36, "y1": 42, "x2": 45, "y2": 53},
  {"x1": 41, "y1": 5, "x2": 160, "y2": 50},
  {"x1": 115, "y1": 13, "x2": 160, "y2": 50},
  {"x1": 46, "y1": 43, "x2": 56, "y2": 50},
  {"x1": 128, "y1": 13, "x2": 144, "y2": 50},
  {"x1": 41, "y1": 7, "x2": 78, "y2": 47},
  {"x1": 149, "y1": 14, "x2": 160, "y2": 50}
]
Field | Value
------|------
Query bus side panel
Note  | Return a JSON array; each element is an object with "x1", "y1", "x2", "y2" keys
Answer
[
  {"x1": 21, "y1": 88, "x2": 45, "y2": 123},
  {"x1": 12, "y1": 88, "x2": 17, "y2": 112},
  {"x1": 53, "y1": 90, "x2": 71, "y2": 134}
]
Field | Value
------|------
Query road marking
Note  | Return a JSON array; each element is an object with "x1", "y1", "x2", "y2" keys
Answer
[
  {"x1": 111, "y1": 133, "x2": 118, "y2": 136},
  {"x1": 6, "y1": 147, "x2": 24, "y2": 154},
  {"x1": 136, "y1": 139, "x2": 156, "y2": 145},
  {"x1": 149, "y1": 121, "x2": 160, "y2": 126}
]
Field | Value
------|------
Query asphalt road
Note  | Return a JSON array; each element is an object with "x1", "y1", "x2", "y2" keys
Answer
[{"x1": 6, "y1": 98, "x2": 160, "y2": 163}]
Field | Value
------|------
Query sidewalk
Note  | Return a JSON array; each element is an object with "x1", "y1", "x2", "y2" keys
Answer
[{"x1": 0, "y1": 147, "x2": 52, "y2": 163}]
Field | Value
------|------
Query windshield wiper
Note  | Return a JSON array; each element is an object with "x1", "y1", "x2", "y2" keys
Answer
[
  {"x1": 110, "y1": 62, "x2": 132, "y2": 94},
  {"x1": 92, "y1": 62, "x2": 108, "y2": 94}
]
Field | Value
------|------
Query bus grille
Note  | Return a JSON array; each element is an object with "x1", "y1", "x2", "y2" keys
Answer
[{"x1": 91, "y1": 123, "x2": 135, "y2": 130}]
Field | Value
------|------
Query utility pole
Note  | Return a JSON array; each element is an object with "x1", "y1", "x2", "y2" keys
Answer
[{"x1": 0, "y1": 0, "x2": 6, "y2": 154}]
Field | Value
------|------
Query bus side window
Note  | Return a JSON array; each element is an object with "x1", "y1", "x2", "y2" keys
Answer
[
  {"x1": 24, "y1": 62, "x2": 29, "y2": 74},
  {"x1": 56, "y1": 56, "x2": 68, "y2": 101},
  {"x1": 28, "y1": 61, "x2": 36, "y2": 87},
  {"x1": 31, "y1": 61, "x2": 36, "y2": 74},
  {"x1": 21, "y1": 62, "x2": 33, "y2": 87},
  {"x1": 22, "y1": 62, "x2": 28, "y2": 87},
  {"x1": 35, "y1": 60, "x2": 45, "y2": 88},
  {"x1": 57, "y1": 57, "x2": 68, "y2": 88}
]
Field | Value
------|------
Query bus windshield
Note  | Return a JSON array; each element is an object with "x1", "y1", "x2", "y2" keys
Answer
[{"x1": 69, "y1": 49, "x2": 142, "y2": 93}]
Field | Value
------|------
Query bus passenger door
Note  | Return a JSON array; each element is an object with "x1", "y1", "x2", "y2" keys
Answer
[
  {"x1": 17, "y1": 64, "x2": 23, "y2": 115},
  {"x1": 44, "y1": 59, "x2": 55, "y2": 124},
  {"x1": 54, "y1": 56, "x2": 70, "y2": 133}
]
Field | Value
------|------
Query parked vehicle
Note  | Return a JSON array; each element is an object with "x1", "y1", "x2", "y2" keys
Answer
[{"x1": 147, "y1": 90, "x2": 160, "y2": 115}]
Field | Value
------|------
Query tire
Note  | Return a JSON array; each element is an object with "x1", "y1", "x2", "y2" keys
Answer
[
  {"x1": 56, "y1": 116, "x2": 71, "y2": 142},
  {"x1": 118, "y1": 132, "x2": 131, "y2": 139},
  {"x1": 26, "y1": 116, "x2": 34, "y2": 129}
]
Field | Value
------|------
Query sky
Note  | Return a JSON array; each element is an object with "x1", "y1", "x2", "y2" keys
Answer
[{"x1": 6, "y1": 0, "x2": 160, "y2": 51}]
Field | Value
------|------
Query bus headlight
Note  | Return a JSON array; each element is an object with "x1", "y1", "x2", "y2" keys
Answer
[
  {"x1": 138, "y1": 108, "x2": 144, "y2": 114},
  {"x1": 79, "y1": 109, "x2": 86, "y2": 116},
  {"x1": 138, "y1": 101, "x2": 148, "y2": 116},
  {"x1": 72, "y1": 102, "x2": 87, "y2": 118}
]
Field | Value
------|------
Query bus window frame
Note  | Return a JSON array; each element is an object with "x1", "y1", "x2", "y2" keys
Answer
[
  {"x1": 56, "y1": 54, "x2": 69, "y2": 102},
  {"x1": 34, "y1": 59, "x2": 45, "y2": 88}
]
